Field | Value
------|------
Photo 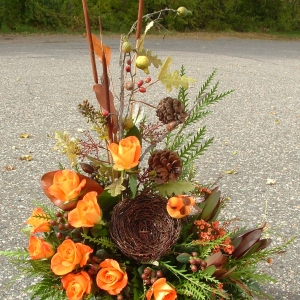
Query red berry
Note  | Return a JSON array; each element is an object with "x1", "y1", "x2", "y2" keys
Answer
[
  {"x1": 191, "y1": 252, "x2": 198, "y2": 257},
  {"x1": 136, "y1": 80, "x2": 144, "y2": 87},
  {"x1": 64, "y1": 212, "x2": 68, "y2": 219},
  {"x1": 156, "y1": 270, "x2": 163, "y2": 278},
  {"x1": 56, "y1": 211, "x2": 62, "y2": 217},
  {"x1": 150, "y1": 277, "x2": 157, "y2": 284},
  {"x1": 141, "y1": 273, "x2": 148, "y2": 280},
  {"x1": 190, "y1": 258, "x2": 196, "y2": 265},
  {"x1": 144, "y1": 267, "x2": 151, "y2": 275},
  {"x1": 201, "y1": 261, "x2": 207, "y2": 268},
  {"x1": 195, "y1": 258, "x2": 201, "y2": 265},
  {"x1": 125, "y1": 65, "x2": 131, "y2": 72},
  {"x1": 56, "y1": 232, "x2": 63, "y2": 239},
  {"x1": 65, "y1": 235, "x2": 71, "y2": 240},
  {"x1": 190, "y1": 264, "x2": 198, "y2": 272},
  {"x1": 58, "y1": 223, "x2": 65, "y2": 231},
  {"x1": 126, "y1": 59, "x2": 131, "y2": 65},
  {"x1": 139, "y1": 87, "x2": 146, "y2": 93},
  {"x1": 49, "y1": 220, "x2": 57, "y2": 226},
  {"x1": 92, "y1": 256, "x2": 99, "y2": 263},
  {"x1": 102, "y1": 110, "x2": 109, "y2": 117},
  {"x1": 145, "y1": 77, "x2": 151, "y2": 83},
  {"x1": 117, "y1": 295, "x2": 124, "y2": 300}
]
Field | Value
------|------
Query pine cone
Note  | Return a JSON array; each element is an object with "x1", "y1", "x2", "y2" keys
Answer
[
  {"x1": 156, "y1": 97, "x2": 188, "y2": 125},
  {"x1": 148, "y1": 149, "x2": 182, "y2": 184}
]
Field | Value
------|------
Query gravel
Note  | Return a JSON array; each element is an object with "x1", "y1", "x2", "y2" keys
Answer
[{"x1": 0, "y1": 34, "x2": 299, "y2": 299}]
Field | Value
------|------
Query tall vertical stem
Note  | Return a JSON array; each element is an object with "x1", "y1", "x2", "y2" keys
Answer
[
  {"x1": 136, "y1": 0, "x2": 144, "y2": 40},
  {"x1": 82, "y1": 0, "x2": 98, "y2": 84}
]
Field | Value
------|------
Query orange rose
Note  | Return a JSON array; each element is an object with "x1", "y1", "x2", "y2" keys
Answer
[
  {"x1": 48, "y1": 170, "x2": 86, "y2": 202},
  {"x1": 62, "y1": 271, "x2": 92, "y2": 300},
  {"x1": 96, "y1": 259, "x2": 128, "y2": 295},
  {"x1": 166, "y1": 195, "x2": 195, "y2": 219},
  {"x1": 51, "y1": 239, "x2": 93, "y2": 276},
  {"x1": 26, "y1": 208, "x2": 51, "y2": 233},
  {"x1": 146, "y1": 278, "x2": 177, "y2": 300},
  {"x1": 68, "y1": 191, "x2": 102, "y2": 228},
  {"x1": 108, "y1": 136, "x2": 141, "y2": 170},
  {"x1": 28, "y1": 236, "x2": 55, "y2": 260}
]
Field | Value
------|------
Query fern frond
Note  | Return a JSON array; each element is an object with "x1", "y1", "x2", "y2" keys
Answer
[
  {"x1": 82, "y1": 233, "x2": 117, "y2": 251},
  {"x1": 0, "y1": 249, "x2": 29, "y2": 260},
  {"x1": 25, "y1": 274, "x2": 66, "y2": 300},
  {"x1": 179, "y1": 127, "x2": 213, "y2": 164},
  {"x1": 160, "y1": 261, "x2": 226, "y2": 298},
  {"x1": 196, "y1": 69, "x2": 218, "y2": 101}
]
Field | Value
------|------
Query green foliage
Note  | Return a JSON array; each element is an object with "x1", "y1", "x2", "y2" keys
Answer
[
  {"x1": 1, "y1": 0, "x2": 300, "y2": 33},
  {"x1": 165, "y1": 68, "x2": 232, "y2": 181},
  {"x1": 25, "y1": 274, "x2": 66, "y2": 300},
  {"x1": 160, "y1": 261, "x2": 227, "y2": 299},
  {"x1": 81, "y1": 232, "x2": 117, "y2": 251},
  {"x1": 155, "y1": 180, "x2": 195, "y2": 197}
]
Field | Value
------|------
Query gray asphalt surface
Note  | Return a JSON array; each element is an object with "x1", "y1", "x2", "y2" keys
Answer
[{"x1": 0, "y1": 34, "x2": 299, "y2": 299}]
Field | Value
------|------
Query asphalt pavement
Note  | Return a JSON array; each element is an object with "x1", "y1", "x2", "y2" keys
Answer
[{"x1": 0, "y1": 34, "x2": 299, "y2": 299}]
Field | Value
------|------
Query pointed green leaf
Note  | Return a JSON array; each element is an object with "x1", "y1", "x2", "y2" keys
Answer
[
  {"x1": 155, "y1": 180, "x2": 195, "y2": 197},
  {"x1": 202, "y1": 265, "x2": 216, "y2": 276},
  {"x1": 126, "y1": 125, "x2": 142, "y2": 146},
  {"x1": 128, "y1": 173, "x2": 137, "y2": 199},
  {"x1": 176, "y1": 253, "x2": 191, "y2": 264},
  {"x1": 98, "y1": 190, "x2": 121, "y2": 211},
  {"x1": 200, "y1": 190, "x2": 220, "y2": 221}
]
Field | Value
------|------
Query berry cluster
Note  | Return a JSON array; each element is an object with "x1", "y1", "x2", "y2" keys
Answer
[
  {"x1": 141, "y1": 267, "x2": 163, "y2": 285},
  {"x1": 194, "y1": 220, "x2": 234, "y2": 255},
  {"x1": 189, "y1": 252, "x2": 207, "y2": 273},
  {"x1": 49, "y1": 211, "x2": 75, "y2": 240},
  {"x1": 125, "y1": 59, "x2": 151, "y2": 93}
]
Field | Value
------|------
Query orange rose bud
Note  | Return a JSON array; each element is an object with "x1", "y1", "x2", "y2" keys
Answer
[
  {"x1": 108, "y1": 136, "x2": 141, "y2": 170},
  {"x1": 166, "y1": 195, "x2": 195, "y2": 219},
  {"x1": 68, "y1": 191, "x2": 102, "y2": 228},
  {"x1": 51, "y1": 239, "x2": 93, "y2": 276},
  {"x1": 26, "y1": 207, "x2": 51, "y2": 234},
  {"x1": 146, "y1": 277, "x2": 177, "y2": 300},
  {"x1": 28, "y1": 236, "x2": 55, "y2": 260},
  {"x1": 48, "y1": 170, "x2": 86, "y2": 202},
  {"x1": 62, "y1": 271, "x2": 92, "y2": 300},
  {"x1": 96, "y1": 259, "x2": 128, "y2": 295}
]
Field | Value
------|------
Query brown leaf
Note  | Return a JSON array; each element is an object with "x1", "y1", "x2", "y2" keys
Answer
[
  {"x1": 19, "y1": 133, "x2": 30, "y2": 138},
  {"x1": 93, "y1": 84, "x2": 118, "y2": 129},
  {"x1": 41, "y1": 171, "x2": 104, "y2": 211},
  {"x1": 86, "y1": 34, "x2": 111, "y2": 67}
]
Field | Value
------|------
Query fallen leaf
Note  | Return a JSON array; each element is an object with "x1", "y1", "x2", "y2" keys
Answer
[
  {"x1": 20, "y1": 133, "x2": 30, "y2": 138},
  {"x1": 4, "y1": 165, "x2": 16, "y2": 171},
  {"x1": 19, "y1": 155, "x2": 33, "y2": 161},
  {"x1": 223, "y1": 169, "x2": 237, "y2": 174},
  {"x1": 274, "y1": 119, "x2": 279, "y2": 124},
  {"x1": 270, "y1": 111, "x2": 276, "y2": 115},
  {"x1": 266, "y1": 178, "x2": 276, "y2": 185},
  {"x1": 233, "y1": 151, "x2": 237, "y2": 155}
]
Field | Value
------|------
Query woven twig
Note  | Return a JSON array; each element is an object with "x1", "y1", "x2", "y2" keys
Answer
[{"x1": 110, "y1": 194, "x2": 182, "y2": 262}]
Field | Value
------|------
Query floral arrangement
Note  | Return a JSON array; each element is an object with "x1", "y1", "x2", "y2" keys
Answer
[{"x1": 1, "y1": 1, "x2": 294, "y2": 300}]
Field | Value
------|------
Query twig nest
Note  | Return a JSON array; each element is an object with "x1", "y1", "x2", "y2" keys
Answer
[{"x1": 109, "y1": 194, "x2": 182, "y2": 262}]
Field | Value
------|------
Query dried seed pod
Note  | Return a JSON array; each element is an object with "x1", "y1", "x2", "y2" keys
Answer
[
  {"x1": 156, "y1": 97, "x2": 188, "y2": 125},
  {"x1": 148, "y1": 149, "x2": 182, "y2": 184}
]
